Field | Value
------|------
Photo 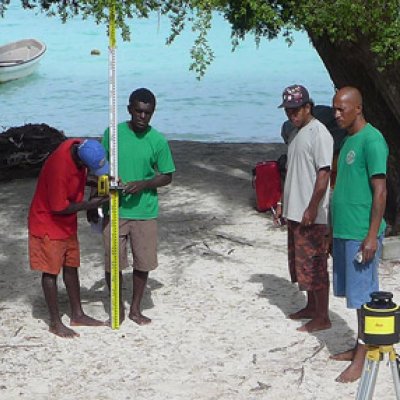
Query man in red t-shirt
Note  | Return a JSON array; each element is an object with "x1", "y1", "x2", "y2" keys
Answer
[{"x1": 28, "y1": 139, "x2": 109, "y2": 338}]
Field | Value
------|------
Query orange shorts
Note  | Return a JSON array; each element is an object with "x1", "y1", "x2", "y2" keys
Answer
[{"x1": 29, "y1": 234, "x2": 80, "y2": 275}]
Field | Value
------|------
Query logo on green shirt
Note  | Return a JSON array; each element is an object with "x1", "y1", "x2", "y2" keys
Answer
[{"x1": 346, "y1": 150, "x2": 355, "y2": 165}]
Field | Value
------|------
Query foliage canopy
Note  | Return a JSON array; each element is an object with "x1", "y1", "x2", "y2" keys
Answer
[{"x1": 1, "y1": 0, "x2": 400, "y2": 77}]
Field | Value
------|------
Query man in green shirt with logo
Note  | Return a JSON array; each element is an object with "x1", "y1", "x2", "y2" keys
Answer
[
  {"x1": 99, "y1": 88, "x2": 176, "y2": 326},
  {"x1": 331, "y1": 87, "x2": 388, "y2": 383}
]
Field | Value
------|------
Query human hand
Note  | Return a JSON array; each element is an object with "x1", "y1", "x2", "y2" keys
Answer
[
  {"x1": 301, "y1": 206, "x2": 317, "y2": 227},
  {"x1": 360, "y1": 235, "x2": 378, "y2": 263},
  {"x1": 272, "y1": 204, "x2": 283, "y2": 226},
  {"x1": 87, "y1": 208, "x2": 100, "y2": 224},
  {"x1": 121, "y1": 180, "x2": 148, "y2": 195}
]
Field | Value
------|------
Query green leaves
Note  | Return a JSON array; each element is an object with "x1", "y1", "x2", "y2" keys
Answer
[
  {"x1": 189, "y1": 8, "x2": 214, "y2": 79},
  {"x1": 2, "y1": 0, "x2": 400, "y2": 76}
]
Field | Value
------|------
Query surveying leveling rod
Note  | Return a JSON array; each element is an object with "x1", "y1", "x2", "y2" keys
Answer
[{"x1": 108, "y1": 1, "x2": 120, "y2": 330}]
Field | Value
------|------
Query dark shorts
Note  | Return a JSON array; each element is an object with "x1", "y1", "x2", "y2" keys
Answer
[{"x1": 287, "y1": 220, "x2": 329, "y2": 291}]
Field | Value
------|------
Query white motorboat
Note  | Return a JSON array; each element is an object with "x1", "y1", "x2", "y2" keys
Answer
[{"x1": 0, "y1": 39, "x2": 46, "y2": 83}]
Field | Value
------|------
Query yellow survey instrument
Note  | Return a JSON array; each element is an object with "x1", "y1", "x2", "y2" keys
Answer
[
  {"x1": 356, "y1": 292, "x2": 400, "y2": 399},
  {"x1": 98, "y1": 175, "x2": 109, "y2": 196},
  {"x1": 361, "y1": 291, "x2": 400, "y2": 346}
]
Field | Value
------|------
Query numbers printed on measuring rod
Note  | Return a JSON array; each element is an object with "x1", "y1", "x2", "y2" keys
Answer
[
  {"x1": 110, "y1": 190, "x2": 120, "y2": 329},
  {"x1": 108, "y1": 1, "x2": 120, "y2": 330}
]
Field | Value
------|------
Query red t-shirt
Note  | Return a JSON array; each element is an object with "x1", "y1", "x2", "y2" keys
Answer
[{"x1": 28, "y1": 139, "x2": 87, "y2": 239}]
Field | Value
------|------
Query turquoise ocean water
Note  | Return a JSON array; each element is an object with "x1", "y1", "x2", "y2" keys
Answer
[{"x1": 1, "y1": 4, "x2": 334, "y2": 143}]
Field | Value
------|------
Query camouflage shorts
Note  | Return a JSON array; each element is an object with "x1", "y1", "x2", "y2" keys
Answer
[{"x1": 287, "y1": 220, "x2": 329, "y2": 291}]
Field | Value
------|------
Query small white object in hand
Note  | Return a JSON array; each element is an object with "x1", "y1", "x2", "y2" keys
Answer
[{"x1": 90, "y1": 208, "x2": 104, "y2": 234}]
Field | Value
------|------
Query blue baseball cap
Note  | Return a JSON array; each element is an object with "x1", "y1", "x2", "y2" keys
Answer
[{"x1": 77, "y1": 139, "x2": 109, "y2": 176}]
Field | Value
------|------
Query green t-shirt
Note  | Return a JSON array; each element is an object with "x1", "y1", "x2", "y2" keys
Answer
[
  {"x1": 331, "y1": 123, "x2": 388, "y2": 240},
  {"x1": 102, "y1": 122, "x2": 176, "y2": 219}
]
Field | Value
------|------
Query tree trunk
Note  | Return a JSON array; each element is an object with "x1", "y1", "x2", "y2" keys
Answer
[{"x1": 308, "y1": 33, "x2": 400, "y2": 234}]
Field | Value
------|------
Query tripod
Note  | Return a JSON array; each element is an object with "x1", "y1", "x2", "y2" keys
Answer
[{"x1": 356, "y1": 345, "x2": 400, "y2": 400}]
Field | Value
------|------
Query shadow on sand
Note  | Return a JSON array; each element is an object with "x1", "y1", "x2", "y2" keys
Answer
[{"x1": 249, "y1": 273, "x2": 356, "y2": 355}]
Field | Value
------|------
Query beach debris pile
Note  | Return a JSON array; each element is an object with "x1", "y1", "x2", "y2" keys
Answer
[{"x1": 0, "y1": 123, "x2": 66, "y2": 180}]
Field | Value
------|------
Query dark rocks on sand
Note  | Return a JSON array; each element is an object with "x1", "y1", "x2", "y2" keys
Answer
[{"x1": 0, "y1": 123, "x2": 66, "y2": 181}]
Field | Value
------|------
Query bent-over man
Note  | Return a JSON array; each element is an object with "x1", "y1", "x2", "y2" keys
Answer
[{"x1": 28, "y1": 139, "x2": 110, "y2": 338}]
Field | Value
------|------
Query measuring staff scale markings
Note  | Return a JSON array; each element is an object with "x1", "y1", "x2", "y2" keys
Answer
[{"x1": 106, "y1": 1, "x2": 120, "y2": 330}]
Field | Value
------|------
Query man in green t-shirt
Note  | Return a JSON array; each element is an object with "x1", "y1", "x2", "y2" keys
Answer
[
  {"x1": 330, "y1": 87, "x2": 388, "y2": 383},
  {"x1": 92, "y1": 88, "x2": 176, "y2": 326}
]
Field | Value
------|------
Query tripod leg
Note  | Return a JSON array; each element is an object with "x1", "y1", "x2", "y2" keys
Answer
[
  {"x1": 356, "y1": 358, "x2": 370, "y2": 400},
  {"x1": 356, "y1": 359, "x2": 380, "y2": 400},
  {"x1": 389, "y1": 359, "x2": 400, "y2": 399}
]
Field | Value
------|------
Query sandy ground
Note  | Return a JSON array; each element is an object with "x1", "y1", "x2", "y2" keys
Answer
[{"x1": 1, "y1": 140, "x2": 400, "y2": 400}]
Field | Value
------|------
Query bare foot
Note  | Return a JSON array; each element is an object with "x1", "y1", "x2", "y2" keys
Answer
[
  {"x1": 129, "y1": 311, "x2": 151, "y2": 326},
  {"x1": 289, "y1": 308, "x2": 316, "y2": 320},
  {"x1": 335, "y1": 343, "x2": 366, "y2": 383},
  {"x1": 335, "y1": 362, "x2": 363, "y2": 383},
  {"x1": 330, "y1": 349, "x2": 356, "y2": 361},
  {"x1": 70, "y1": 314, "x2": 106, "y2": 327},
  {"x1": 49, "y1": 322, "x2": 80, "y2": 338},
  {"x1": 297, "y1": 318, "x2": 332, "y2": 332}
]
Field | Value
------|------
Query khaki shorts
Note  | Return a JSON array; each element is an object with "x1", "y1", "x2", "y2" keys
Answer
[
  {"x1": 29, "y1": 234, "x2": 80, "y2": 275},
  {"x1": 103, "y1": 218, "x2": 158, "y2": 272}
]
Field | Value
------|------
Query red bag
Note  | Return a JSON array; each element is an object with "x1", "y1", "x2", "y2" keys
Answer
[{"x1": 253, "y1": 161, "x2": 282, "y2": 212}]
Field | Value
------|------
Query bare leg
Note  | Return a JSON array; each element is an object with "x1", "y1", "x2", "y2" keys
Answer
[
  {"x1": 335, "y1": 310, "x2": 366, "y2": 382},
  {"x1": 129, "y1": 270, "x2": 151, "y2": 325},
  {"x1": 289, "y1": 290, "x2": 316, "y2": 319},
  {"x1": 105, "y1": 271, "x2": 125, "y2": 324},
  {"x1": 330, "y1": 347, "x2": 357, "y2": 361},
  {"x1": 63, "y1": 266, "x2": 105, "y2": 327},
  {"x1": 335, "y1": 343, "x2": 366, "y2": 382},
  {"x1": 331, "y1": 309, "x2": 361, "y2": 360},
  {"x1": 297, "y1": 287, "x2": 331, "y2": 332},
  {"x1": 330, "y1": 338, "x2": 357, "y2": 361},
  {"x1": 42, "y1": 272, "x2": 79, "y2": 338}
]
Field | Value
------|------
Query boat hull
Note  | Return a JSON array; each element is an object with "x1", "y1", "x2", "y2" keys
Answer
[{"x1": 0, "y1": 39, "x2": 46, "y2": 83}]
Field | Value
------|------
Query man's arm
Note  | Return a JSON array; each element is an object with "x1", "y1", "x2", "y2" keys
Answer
[
  {"x1": 53, "y1": 196, "x2": 109, "y2": 215},
  {"x1": 361, "y1": 175, "x2": 387, "y2": 262},
  {"x1": 122, "y1": 173, "x2": 173, "y2": 195},
  {"x1": 301, "y1": 167, "x2": 331, "y2": 226},
  {"x1": 86, "y1": 173, "x2": 173, "y2": 222}
]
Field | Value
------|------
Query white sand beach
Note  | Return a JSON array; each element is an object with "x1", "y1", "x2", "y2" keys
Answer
[{"x1": 1, "y1": 140, "x2": 400, "y2": 400}]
